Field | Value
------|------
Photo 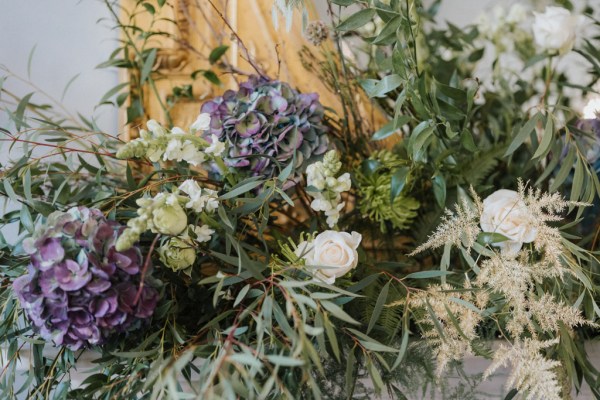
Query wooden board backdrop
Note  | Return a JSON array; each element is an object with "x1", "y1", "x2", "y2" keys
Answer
[{"x1": 119, "y1": 0, "x2": 387, "y2": 140}]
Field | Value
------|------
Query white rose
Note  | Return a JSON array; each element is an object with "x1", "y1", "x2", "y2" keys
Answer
[
  {"x1": 532, "y1": 7, "x2": 583, "y2": 55},
  {"x1": 480, "y1": 189, "x2": 537, "y2": 256},
  {"x1": 295, "y1": 230, "x2": 362, "y2": 284}
]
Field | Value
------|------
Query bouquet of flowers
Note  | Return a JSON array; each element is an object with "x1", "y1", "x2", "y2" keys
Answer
[{"x1": 1, "y1": 0, "x2": 600, "y2": 399}]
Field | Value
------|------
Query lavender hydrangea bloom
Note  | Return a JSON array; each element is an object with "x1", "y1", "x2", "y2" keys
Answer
[
  {"x1": 13, "y1": 207, "x2": 159, "y2": 350},
  {"x1": 201, "y1": 76, "x2": 330, "y2": 182}
]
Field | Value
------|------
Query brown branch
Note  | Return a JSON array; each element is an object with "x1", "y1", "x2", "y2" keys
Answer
[{"x1": 134, "y1": 233, "x2": 160, "y2": 305}]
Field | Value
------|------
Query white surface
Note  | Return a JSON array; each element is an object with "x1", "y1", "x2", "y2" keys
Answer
[{"x1": 0, "y1": 0, "x2": 119, "y2": 241}]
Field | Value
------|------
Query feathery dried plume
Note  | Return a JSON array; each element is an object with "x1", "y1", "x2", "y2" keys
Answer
[
  {"x1": 410, "y1": 198, "x2": 480, "y2": 255},
  {"x1": 484, "y1": 339, "x2": 562, "y2": 400},
  {"x1": 411, "y1": 284, "x2": 485, "y2": 375},
  {"x1": 526, "y1": 294, "x2": 592, "y2": 333}
]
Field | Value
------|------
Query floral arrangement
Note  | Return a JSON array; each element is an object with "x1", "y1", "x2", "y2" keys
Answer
[{"x1": 1, "y1": 0, "x2": 600, "y2": 399}]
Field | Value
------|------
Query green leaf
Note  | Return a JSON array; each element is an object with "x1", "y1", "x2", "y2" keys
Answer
[
  {"x1": 363, "y1": 74, "x2": 402, "y2": 98},
  {"x1": 228, "y1": 353, "x2": 263, "y2": 369},
  {"x1": 532, "y1": 117, "x2": 553, "y2": 160},
  {"x1": 140, "y1": 48, "x2": 157, "y2": 84},
  {"x1": 3, "y1": 179, "x2": 18, "y2": 203},
  {"x1": 203, "y1": 70, "x2": 221, "y2": 85},
  {"x1": 332, "y1": 0, "x2": 354, "y2": 5},
  {"x1": 14, "y1": 92, "x2": 34, "y2": 130},
  {"x1": 61, "y1": 73, "x2": 80, "y2": 101},
  {"x1": 23, "y1": 169, "x2": 32, "y2": 203},
  {"x1": 373, "y1": 16, "x2": 401, "y2": 44},
  {"x1": 550, "y1": 145, "x2": 575, "y2": 192},
  {"x1": 477, "y1": 232, "x2": 510, "y2": 245},
  {"x1": 219, "y1": 180, "x2": 263, "y2": 200},
  {"x1": 367, "y1": 280, "x2": 390, "y2": 334},
  {"x1": 209, "y1": 45, "x2": 229, "y2": 64},
  {"x1": 142, "y1": 3, "x2": 155, "y2": 14},
  {"x1": 503, "y1": 389, "x2": 519, "y2": 400},
  {"x1": 371, "y1": 121, "x2": 397, "y2": 141},
  {"x1": 321, "y1": 300, "x2": 360, "y2": 325},
  {"x1": 234, "y1": 284, "x2": 251, "y2": 307},
  {"x1": 336, "y1": 9, "x2": 376, "y2": 32},
  {"x1": 504, "y1": 112, "x2": 542, "y2": 157},
  {"x1": 157, "y1": 0, "x2": 166, "y2": 6},
  {"x1": 100, "y1": 82, "x2": 129, "y2": 104},
  {"x1": 266, "y1": 355, "x2": 304, "y2": 367},
  {"x1": 390, "y1": 167, "x2": 409, "y2": 201},
  {"x1": 27, "y1": 44, "x2": 37, "y2": 79},
  {"x1": 405, "y1": 270, "x2": 454, "y2": 280},
  {"x1": 20, "y1": 206, "x2": 34, "y2": 233},
  {"x1": 432, "y1": 174, "x2": 446, "y2": 208}
]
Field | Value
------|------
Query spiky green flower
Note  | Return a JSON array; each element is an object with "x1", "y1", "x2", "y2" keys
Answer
[{"x1": 355, "y1": 150, "x2": 419, "y2": 233}]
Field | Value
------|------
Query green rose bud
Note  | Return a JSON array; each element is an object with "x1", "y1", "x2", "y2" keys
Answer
[
  {"x1": 159, "y1": 238, "x2": 196, "y2": 271},
  {"x1": 152, "y1": 203, "x2": 187, "y2": 236}
]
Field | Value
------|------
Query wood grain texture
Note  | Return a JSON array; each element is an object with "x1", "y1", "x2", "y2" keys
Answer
[{"x1": 119, "y1": 0, "x2": 388, "y2": 143}]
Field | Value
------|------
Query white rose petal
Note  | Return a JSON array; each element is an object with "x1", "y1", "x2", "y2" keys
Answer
[
  {"x1": 297, "y1": 230, "x2": 362, "y2": 284},
  {"x1": 532, "y1": 7, "x2": 584, "y2": 55},
  {"x1": 480, "y1": 189, "x2": 538, "y2": 256}
]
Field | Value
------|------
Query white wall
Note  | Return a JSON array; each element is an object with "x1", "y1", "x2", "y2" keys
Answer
[
  {"x1": 0, "y1": 0, "x2": 119, "y2": 242},
  {"x1": 0, "y1": 0, "x2": 119, "y2": 133}
]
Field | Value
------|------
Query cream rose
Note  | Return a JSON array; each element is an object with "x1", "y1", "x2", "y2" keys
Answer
[
  {"x1": 480, "y1": 189, "x2": 537, "y2": 256},
  {"x1": 159, "y1": 237, "x2": 196, "y2": 271},
  {"x1": 152, "y1": 202, "x2": 187, "y2": 236},
  {"x1": 532, "y1": 6, "x2": 583, "y2": 55},
  {"x1": 295, "y1": 230, "x2": 362, "y2": 284}
]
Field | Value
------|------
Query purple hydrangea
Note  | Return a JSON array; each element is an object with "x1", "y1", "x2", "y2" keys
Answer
[
  {"x1": 201, "y1": 76, "x2": 330, "y2": 182},
  {"x1": 13, "y1": 207, "x2": 159, "y2": 350}
]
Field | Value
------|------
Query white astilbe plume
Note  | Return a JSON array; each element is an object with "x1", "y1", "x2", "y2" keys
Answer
[
  {"x1": 411, "y1": 283, "x2": 487, "y2": 375},
  {"x1": 484, "y1": 339, "x2": 562, "y2": 400},
  {"x1": 517, "y1": 180, "x2": 587, "y2": 270},
  {"x1": 410, "y1": 196, "x2": 481, "y2": 255},
  {"x1": 526, "y1": 294, "x2": 592, "y2": 334}
]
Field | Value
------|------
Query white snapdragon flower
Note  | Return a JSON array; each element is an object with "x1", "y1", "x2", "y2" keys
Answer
[
  {"x1": 205, "y1": 134, "x2": 226, "y2": 157},
  {"x1": 532, "y1": 6, "x2": 584, "y2": 55},
  {"x1": 190, "y1": 113, "x2": 211, "y2": 132}
]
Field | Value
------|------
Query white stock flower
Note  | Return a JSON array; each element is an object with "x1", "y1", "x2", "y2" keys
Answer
[
  {"x1": 205, "y1": 134, "x2": 226, "y2": 157},
  {"x1": 480, "y1": 189, "x2": 537, "y2": 256},
  {"x1": 506, "y1": 4, "x2": 528, "y2": 24},
  {"x1": 179, "y1": 180, "x2": 219, "y2": 213},
  {"x1": 532, "y1": 7, "x2": 583, "y2": 55},
  {"x1": 190, "y1": 113, "x2": 211, "y2": 132},
  {"x1": 163, "y1": 139, "x2": 205, "y2": 166},
  {"x1": 306, "y1": 163, "x2": 327, "y2": 190},
  {"x1": 325, "y1": 202, "x2": 345, "y2": 228},
  {"x1": 295, "y1": 230, "x2": 362, "y2": 284},
  {"x1": 146, "y1": 119, "x2": 167, "y2": 136},
  {"x1": 192, "y1": 224, "x2": 214, "y2": 243}
]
